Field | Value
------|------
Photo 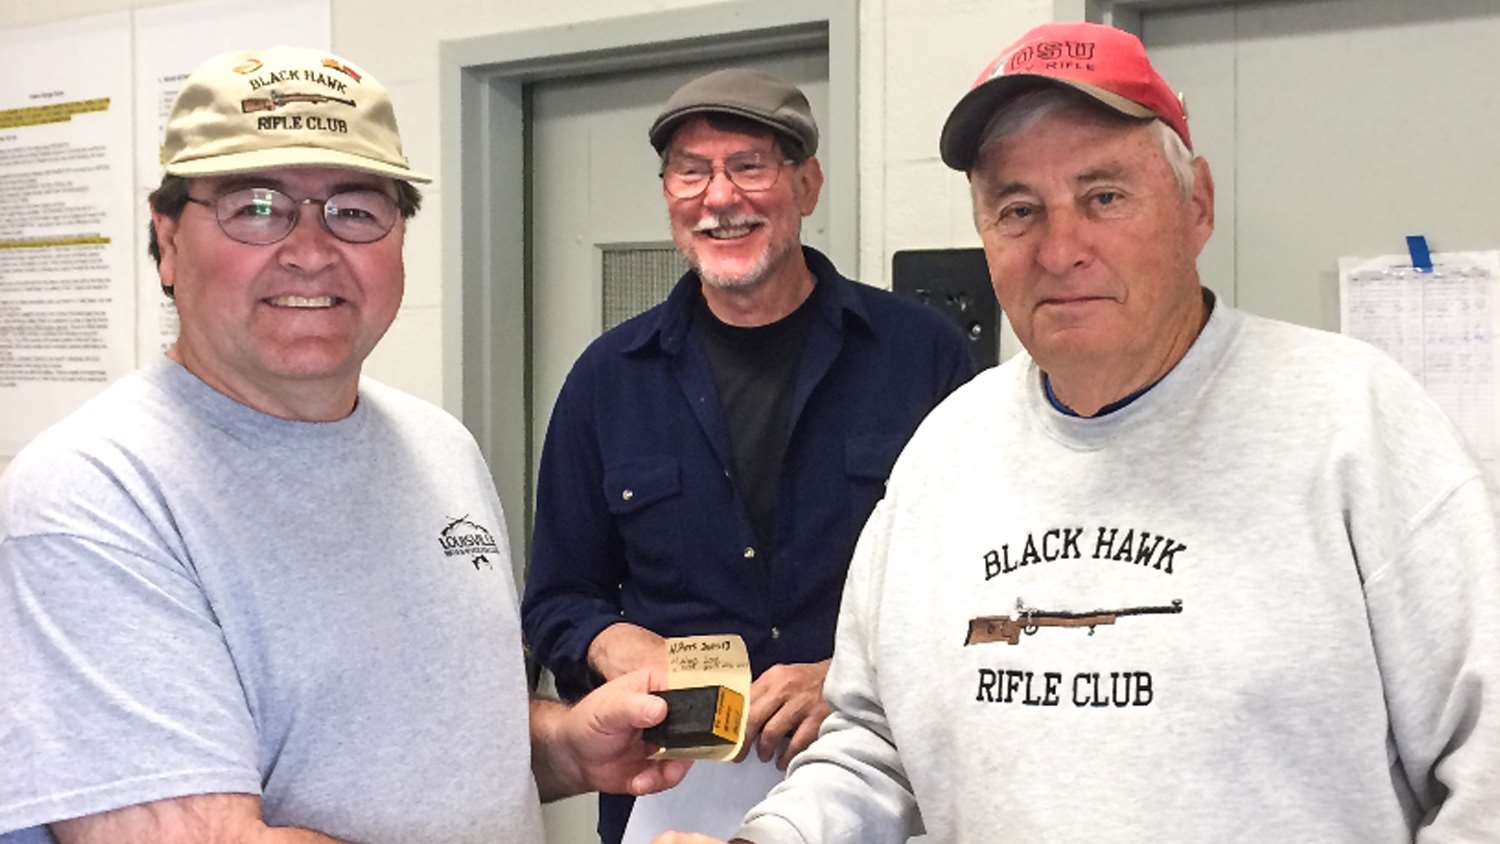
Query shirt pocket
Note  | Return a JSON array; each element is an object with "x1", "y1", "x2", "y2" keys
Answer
[
  {"x1": 845, "y1": 434, "x2": 905, "y2": 541},
  {"x1": 602, "y1": 456, "x2": 685, "y2": 591}
]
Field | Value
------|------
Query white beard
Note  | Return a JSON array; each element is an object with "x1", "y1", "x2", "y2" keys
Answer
[
  {"x1": 686, "y1": 212, "x2": 791, "y2": 291},
  {"x1": 696, "y1": 249, "x2": 774, "y2": 290}
]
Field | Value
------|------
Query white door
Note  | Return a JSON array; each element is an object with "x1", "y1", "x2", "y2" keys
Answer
[
  {"x1": 1139, "y1": 0, "x2": 1500, "y2": 331},
  {"x1": 527, "y1": 49, "x2": 828, "y2": 843}
]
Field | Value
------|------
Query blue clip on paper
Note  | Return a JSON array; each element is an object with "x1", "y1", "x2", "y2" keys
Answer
[{"x1": 1405, "y1": 235, "x2": 1433, "y2": 273}]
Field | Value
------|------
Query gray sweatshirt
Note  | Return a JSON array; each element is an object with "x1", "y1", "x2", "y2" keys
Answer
[{"x1": 738, "y1": 302, "x2": 1500, "y2": 843}]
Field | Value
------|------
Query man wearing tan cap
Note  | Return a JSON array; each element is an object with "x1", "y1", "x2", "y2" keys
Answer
[
  {"x1": 656, "y1": 21, "x2": 1500, "y2": 844},
  {"x1": 521, "y1": 67, "x2": 974, "y2": 842},
  {"x1": 0, "y1": 46, "x2": 686, "y2": 844}
]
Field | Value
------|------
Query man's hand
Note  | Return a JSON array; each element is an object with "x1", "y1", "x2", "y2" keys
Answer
[
  {"x1": 651, "y1": 836, "x2": 753, "y2": 844},
  {"x1": 588, "y1": 622, "x2": 668, "y2": 682},
  {"x1": 531, "y1": 667, "x2": 692, "y2": 802},
  {"x1": 740, "y1": 659, "x2": 831, "y2": 770}
]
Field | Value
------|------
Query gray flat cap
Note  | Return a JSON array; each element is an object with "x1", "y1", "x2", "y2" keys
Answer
[{"x1": 649, "y1": 68, "x2": 819, "y2": 157}]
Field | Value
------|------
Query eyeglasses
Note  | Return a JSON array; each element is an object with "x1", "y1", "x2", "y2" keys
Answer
[
  {"x1": 185, "y1": 187, "x2": 400, "y2": 245},
  {"x1": 660, "y1": 151, "x2": 795, "y2": 199}
]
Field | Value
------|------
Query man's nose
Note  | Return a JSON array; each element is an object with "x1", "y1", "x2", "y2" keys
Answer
[
  {"x1": 701, "y1": 167, "x2": 742, "y2": 209},
  {"x1": 1035, "y1": 207, "x2": 1091, "y2": 276},
  {"x1": 276, "y1": 207, "x2": 340, "y2": 275}
]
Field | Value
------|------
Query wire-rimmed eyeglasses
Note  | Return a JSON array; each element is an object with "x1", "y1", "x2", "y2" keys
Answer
[
  {"x1": 660, "y1": 151, "x2": 796, "y2": 199},
  {"x1": 185, "y1": 186, "x2": 400, "y2": 245}
]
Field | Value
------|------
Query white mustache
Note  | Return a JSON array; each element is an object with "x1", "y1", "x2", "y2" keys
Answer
[{"x1": 692, "y1": 213, "x2": 768, "y2": 233}]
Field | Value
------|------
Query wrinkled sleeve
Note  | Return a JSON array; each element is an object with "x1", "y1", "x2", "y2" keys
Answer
[
  {"x1": 734, "y1": 500, "x2": 920, "y2": 844},
  {"x1": 0, "y1": 455, "x2": 259, "y2": 835},
  {"x1": 520, "y1": 356, "x2": 628, "y2": 699},
  {"x1": 1367, "y1": 474, "x2": 1500, "y2": 841}
]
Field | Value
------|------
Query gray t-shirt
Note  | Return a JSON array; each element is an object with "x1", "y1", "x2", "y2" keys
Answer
[{"x1": 0, "y1": 360, "x2": 543, "y2": 842}]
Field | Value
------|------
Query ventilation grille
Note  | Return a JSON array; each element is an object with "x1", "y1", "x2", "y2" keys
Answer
[{"x1": 601, "y1": 245, "x2": 689, "y2": 331}]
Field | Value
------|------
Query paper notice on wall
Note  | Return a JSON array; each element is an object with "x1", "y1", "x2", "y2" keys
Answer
[
  {"x1": 0, "y1": 13, "x2": 135, "y2": 457},
  {"x1": 132, "y1": 0, "x2": 331, "y2": 362},
  {"x1": 1339, "y1": 250, "x2": 1499, "y2": 486}
]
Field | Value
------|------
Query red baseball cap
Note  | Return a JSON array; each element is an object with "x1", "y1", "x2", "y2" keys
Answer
[{"x1": 939, "y1": 21, "x2": 1190, "y2": 171}]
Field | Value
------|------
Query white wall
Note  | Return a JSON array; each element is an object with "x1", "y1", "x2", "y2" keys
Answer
[{"x1": 0, "y1": 1, "x2": 1049, "y2": 480}]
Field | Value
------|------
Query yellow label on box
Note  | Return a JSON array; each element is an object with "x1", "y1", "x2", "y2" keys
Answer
[{"x1": 711, "y1": 687, "x2": 744, "y2": 744}]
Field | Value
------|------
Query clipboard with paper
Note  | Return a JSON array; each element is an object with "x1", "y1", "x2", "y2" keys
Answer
[{"x1": 1338, "y1": 247, "x2": 1499, "y2": 487}]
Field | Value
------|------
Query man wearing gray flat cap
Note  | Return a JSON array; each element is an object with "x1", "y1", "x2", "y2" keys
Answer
[{"x1": 522, "y1": 67, "x2": 974, "y2": 842}]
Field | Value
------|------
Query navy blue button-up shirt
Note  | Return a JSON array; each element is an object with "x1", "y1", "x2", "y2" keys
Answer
[{"x1": 521, "y1": 247, "x2": 974, "y2": 700}]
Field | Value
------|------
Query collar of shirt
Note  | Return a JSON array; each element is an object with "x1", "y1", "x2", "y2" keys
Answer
[{"x1": 621, "y1": 245, "x2": 875, "y2": 357}]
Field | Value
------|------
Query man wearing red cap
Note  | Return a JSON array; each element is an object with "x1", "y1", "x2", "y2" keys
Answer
[{"x1": 656, "y1": 21, "x2": 1499, "y2": 844}]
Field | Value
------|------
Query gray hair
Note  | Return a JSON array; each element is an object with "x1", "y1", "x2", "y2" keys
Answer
[{"x1": 973, "y1": 85, "x2": 1195, "y2": 198}]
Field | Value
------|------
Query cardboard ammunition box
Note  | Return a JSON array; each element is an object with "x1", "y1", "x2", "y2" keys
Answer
[{"x1": 643, "y1": 685, "x2": 744, "y2": 748}]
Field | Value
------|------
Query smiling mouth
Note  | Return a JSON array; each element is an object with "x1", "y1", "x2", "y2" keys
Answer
[
  {"x1": 265, "y1": 295, "x2": 341, "y2": 308},
  {"x1": 700, "y1": 223, "x2": 761, "y2": 240},
  {"x1": 693, "y1": 212, "x2": 768, "y2": 241}
]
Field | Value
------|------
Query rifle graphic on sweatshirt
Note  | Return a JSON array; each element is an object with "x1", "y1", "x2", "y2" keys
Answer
[
  {"x1": 964, "y1": 598, "x2": 1183, "y2": 646},
  {"x1": 241, "y1": 89, "x2": 357, "y2": 113}
]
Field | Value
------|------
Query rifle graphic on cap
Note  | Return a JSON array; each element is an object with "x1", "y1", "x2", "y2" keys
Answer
[
  {"x1": 241, "y1": 89, "x2": 357, "y2": 113},
  {"x1": 964, "y1": 598, "x2": 1183, "y2": 646}
]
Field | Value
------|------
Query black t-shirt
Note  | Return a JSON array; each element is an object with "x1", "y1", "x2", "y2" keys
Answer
[{"x1": 692, "y1": 290, "x2": 818, "y2": 548}]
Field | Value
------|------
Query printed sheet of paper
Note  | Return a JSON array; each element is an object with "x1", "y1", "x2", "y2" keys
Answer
[
  {"x1": 132, "y1": 0, "x2": 331, "y2": 362},
  {"x1": 1339, "y1": 251, "x2": 1499, "y2": 486},
  {"x1": 0, "y1": 14, "x2": 135, "y2": 457},
  {"x1": 621, "y1": 753, "x2": 786, "y2": 844}
]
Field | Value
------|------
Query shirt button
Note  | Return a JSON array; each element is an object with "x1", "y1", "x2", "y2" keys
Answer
[
  {"x1": 770, "y1": 626, "x2": 782, "y2": 640},
  {"x1": 621, "y1": 489, "x2": 634, "y2": 502},
  {"x1": 743, "y1": 546, "x2": 756, "y2": 560}
]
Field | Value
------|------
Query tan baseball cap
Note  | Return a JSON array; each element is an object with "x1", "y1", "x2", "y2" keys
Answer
[{"x1": 162, "y1": 45, "x2": 430, "y2": 183}]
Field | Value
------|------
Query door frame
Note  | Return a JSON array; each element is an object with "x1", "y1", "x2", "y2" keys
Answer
[
  {"x1": 438, "y1": 0, "x2": 858, "y2": 580},
  {"x1": 1053, "y1": 0, "x2": 1240, "y2": 32}
]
